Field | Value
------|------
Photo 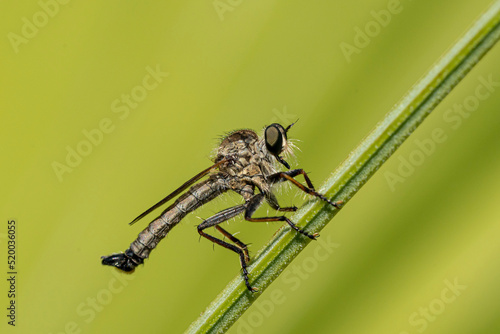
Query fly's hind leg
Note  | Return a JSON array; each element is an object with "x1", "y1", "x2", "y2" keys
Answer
[
  {"x1": 215, "y1": 225, "x2": 250, "y2": 264},
  {"x1": 197, "y1": 204, "x2": 258, "y2": 292},
  {"x1": 245, "y1": 193, "x2": 318, "y2": 240}
]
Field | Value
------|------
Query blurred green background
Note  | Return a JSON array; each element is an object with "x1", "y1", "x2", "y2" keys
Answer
[{"x1": 1, "y1": 1, "x2": 500, "y2": 333}]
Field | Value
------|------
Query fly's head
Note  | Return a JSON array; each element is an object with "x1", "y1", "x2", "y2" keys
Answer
[{"x1": 264, "y1": 122, "x2": 296, "y2": 170}]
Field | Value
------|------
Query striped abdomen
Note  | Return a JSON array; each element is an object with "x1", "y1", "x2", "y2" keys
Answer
[{"x1": 101, "y1": 177, "x2": 226, "y2": 271}]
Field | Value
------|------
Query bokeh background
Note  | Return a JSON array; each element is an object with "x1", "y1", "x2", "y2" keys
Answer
[{"x1": 1, "y1": 1, "x2": 500, "y2": 333}]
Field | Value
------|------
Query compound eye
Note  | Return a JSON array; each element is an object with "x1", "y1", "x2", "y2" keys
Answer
[{"x1": 265, "y1": 124, "x2": 283, "y2": 156}]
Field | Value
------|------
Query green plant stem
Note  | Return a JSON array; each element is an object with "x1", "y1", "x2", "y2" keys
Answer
[{"x1": 186, "y1": 2, "x2": 500, "y2": 333}]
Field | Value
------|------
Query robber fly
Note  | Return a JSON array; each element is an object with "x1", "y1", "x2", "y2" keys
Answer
[{"x1": 101, "y1": 122, "x2": 342, "y2": 292}]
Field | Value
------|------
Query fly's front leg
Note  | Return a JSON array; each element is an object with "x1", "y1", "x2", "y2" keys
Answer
[
  {"x1": 245, "y1": 193, "x2": 318, "y2": 240},
  {"x1": 268, "y1": 169, "x2": 343, "y2": 208},
  {"x1": 197, "y1": 204, "x2": 257, "y2": 292}
]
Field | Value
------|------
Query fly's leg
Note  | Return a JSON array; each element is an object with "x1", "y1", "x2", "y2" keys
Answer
[
  {"x1": 275, "y1": 169, "x2": 316, "y2": 189},
  {"x1": 197, "y1": 204, "x2": 258, "y2": 292},
  {"x1": 215, "y1": 226, "x2": 250, "y2": 263},
  {"x1": 268, "y1": 169, "x2": 343, "y2": 208},
  {"x1": 265, "y1": 192, "x2": 298, "y2": 213},
  {"x1": 245, "y1": 193, "x2": 318, "y2": 240}
]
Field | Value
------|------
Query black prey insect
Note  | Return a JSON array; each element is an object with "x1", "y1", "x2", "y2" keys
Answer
[{"x1": 101, "y1": 123, "x2": 343, "y2": 292}]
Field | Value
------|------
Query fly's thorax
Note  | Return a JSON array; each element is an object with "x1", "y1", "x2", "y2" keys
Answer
[
  {"x1": 218, "y1": 129, "x2": 259, "y2": 155},
  {"x1": 254, "y1": 139, "x2": 278, "y2": 176},
  {"x1": 215, "y1": 128, "x2": 280, "y2": 180},
  {"x1": 217, "y1": 129, "x2": 259, "y2": 174}
]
